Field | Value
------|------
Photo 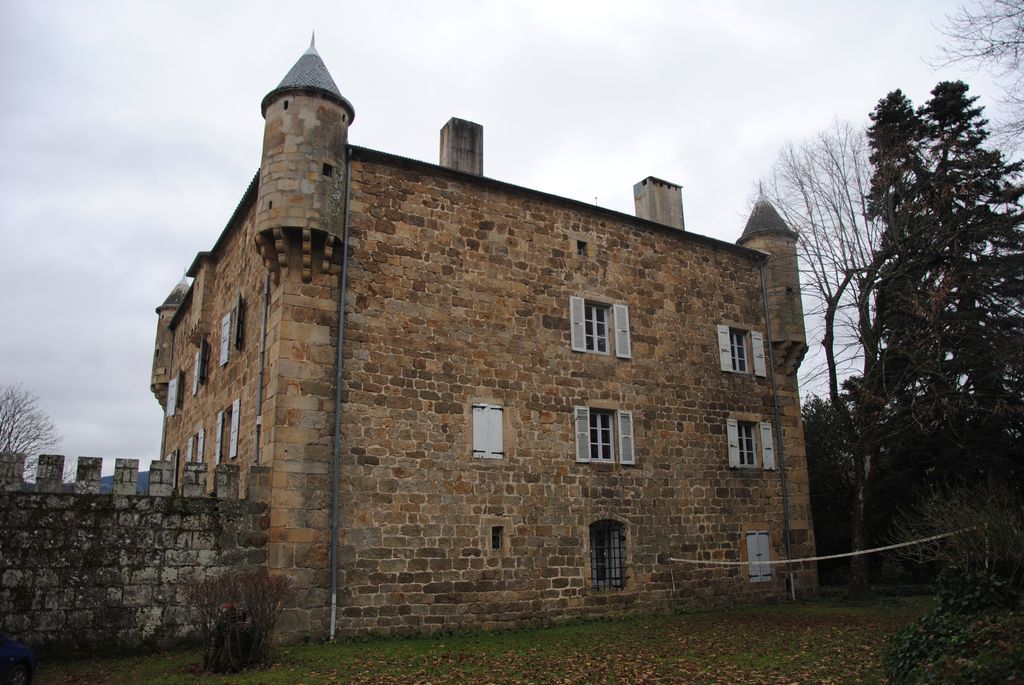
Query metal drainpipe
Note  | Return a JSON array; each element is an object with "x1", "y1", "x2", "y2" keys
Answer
[
  {"x1": 253, "y1": 273, "x2": 271, "y2": 464},
  {"x1": 759, "y1": 262, "x2": 796, "y2": 601},
  {"x1": 329, "y1": 152, "x2": 353, "y2": 641}
]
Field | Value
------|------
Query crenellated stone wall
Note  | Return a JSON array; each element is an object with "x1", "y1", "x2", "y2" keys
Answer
[{"x1": 0, "y1": 454, "x2": 269, "y2": 650}]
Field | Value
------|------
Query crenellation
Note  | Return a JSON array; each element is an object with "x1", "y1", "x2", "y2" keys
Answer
[
  {"x1": 75, "y1": 457, "x2": 103, "y2": 494},
  {"x1": 36, "y1": 454, "x2": 65, "y2": 493},
  {"x1": 0, "y1": 453, "x2": 25, "y2": 492},
  {"x1": 112, "y1": 458, "x2": 139, "y2": 495},
  {"x1": 214, "y1": 463, "x2": 240, "y2": 499},
  {"x1": 182, "y1": 463, "x2": 207, "y2": 498}
]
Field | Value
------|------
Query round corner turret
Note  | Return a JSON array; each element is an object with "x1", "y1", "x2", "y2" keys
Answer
[
  {"x1": 151, "y1": 277, "x2": 189, "y2": 405},
  {"x1": 255, "y1": 35, "x2": 353, "y2": 285},
  {"x1": 738, "y1": 196, "x2": 807, "y2": 373}
]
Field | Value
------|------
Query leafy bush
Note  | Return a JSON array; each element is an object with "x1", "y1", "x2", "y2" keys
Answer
[
  {"x1": 184, "y1": 570, "x2": 294, "y2": 672},
  {"x1": 883, "y1": 485, "x2": 1024, "y2": 683},
  {"x1": 884, "y1": 607, "x2": 1023, "y2": 684}
]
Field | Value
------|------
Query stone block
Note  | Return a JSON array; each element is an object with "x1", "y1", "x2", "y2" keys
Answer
[
  {"x1": 147, "y1": 460, "x2": 174, "y2": 496},
  {"x1": 36, "y1": 454, "x2": 65, "y2": 493},
  {"x1": 75, "y1": 457, "x2": 103, "y2": 494},
  {"x1": 110, "y1": 458, "x2": 139, "y2": 495},
  {"x1": 246, "y1": 465, "x2": 272, "y2": 502},
  {"x1": 214, "y1": 464, "x2": 239, "y2": 500},
  {"x1": 182, "y1": 463, "x2": 207, "y2": 498},
  {"x1": 0, "y1": 453, "x2": 25, "y2": 492}
]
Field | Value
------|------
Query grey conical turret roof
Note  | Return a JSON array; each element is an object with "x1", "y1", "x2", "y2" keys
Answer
[
  {"x1": 261, "y1": 34, "x2": 355, "y2": 120},
  {"x1": 739, "y1": 194, "x2": 796, "y2": 242},
  {"x1": 159, "y1": 277, "x2": 190, "y2": 310}
]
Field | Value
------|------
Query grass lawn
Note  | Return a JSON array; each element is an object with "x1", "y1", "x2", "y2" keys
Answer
[{"x1": 37, "y1": 597, "x2": 930, "y2": 685}]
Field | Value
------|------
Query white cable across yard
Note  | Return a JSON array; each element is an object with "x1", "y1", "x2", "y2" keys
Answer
[{"x1": 667, "y1": 530, "x2": 967, "y2": 567}]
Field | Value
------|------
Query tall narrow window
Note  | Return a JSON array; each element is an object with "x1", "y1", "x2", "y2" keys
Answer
[
  {"x1": 584, "y1": 303, "x2": 609, "y2": 353},
  {"x1": 730, "y1": 329, "x2": 748, "y2": 372},
  {"x1": 737, "y1": 422, "x2": 756, "y2": 466},
  {"x1": 220, "y1": 312, "x2": 232, "y2": 366},
  {"x1": 589, "y1": 410, "x2": 614, "y2": 461},
  {"x1": 491, "y1": 526, "x2": 503, "y2": 550},
  {"x1": 590, "y1": 520, "x2": 625, "y2": 589},
  {"x1": 727, "y1": 418, "x2": 758, "y2": 468}
]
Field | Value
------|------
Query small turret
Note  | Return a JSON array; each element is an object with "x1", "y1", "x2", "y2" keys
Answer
[
  {"x1": 151, "y1": 277, "x2": 189, "y2": 405},
  {"x1": 737, "y1": 195, "x2": 807, "y2": 374},
  {"x1": 254, "y1": 34, "x2": 354, "y2": 284}
]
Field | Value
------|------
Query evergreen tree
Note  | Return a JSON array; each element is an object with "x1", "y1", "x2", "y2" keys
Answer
[{"x1": 866, "y1": 82, "x2": 1024, "y2": 489}]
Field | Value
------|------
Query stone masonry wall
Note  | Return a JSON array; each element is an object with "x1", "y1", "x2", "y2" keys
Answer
[
  {"x1": 298, "y1": 150, "x2": 819, "y2": 637},
  {"x1": 163, "y1": 195, "x2": 268, "y2": 493},
  {"x1": 0, "y1": 455, "x2": 268, "y2": 650}
]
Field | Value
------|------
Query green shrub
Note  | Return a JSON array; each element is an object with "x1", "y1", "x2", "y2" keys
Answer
[{"x1": 884, "y1": 572, "x2": 1023, "y2": 684}]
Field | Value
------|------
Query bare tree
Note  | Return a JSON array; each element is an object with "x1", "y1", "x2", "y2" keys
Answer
[
  {"x1": 762, "y1": 120, "x2": 885, "y2": 590},
  {"x1": 764, "y1": 120, "x2": 882, "y2": 402},
  {"x1": 936, "y1": 0, "x2": 1024, "y2": 144},
  {"x1": 0, "y1": 383, "x2": 61, "y2": 464}
]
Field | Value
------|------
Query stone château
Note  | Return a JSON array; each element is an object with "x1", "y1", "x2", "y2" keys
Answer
[{"x1": 149, "y1": 36, "x2": 816, "y2": 638}]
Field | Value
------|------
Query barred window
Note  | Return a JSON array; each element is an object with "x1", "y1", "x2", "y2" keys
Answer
[{"x1": 589, "y1": 520, "x2": 625, "y2": 589}]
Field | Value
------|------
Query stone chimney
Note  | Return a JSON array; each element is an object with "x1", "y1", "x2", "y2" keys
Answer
[
  {"x1": 440, "y1": 117, "x2": 483, "y2": 175},
  {"x1": 633, "y1": 176, "x2": 684, "y2": 230}
]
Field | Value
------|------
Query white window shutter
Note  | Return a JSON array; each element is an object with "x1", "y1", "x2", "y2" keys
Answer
[
  {"x1": 717, "y1": 325, "x2": 732, "y2": 371},
  {"x1": 617, "y1": 410, "x2": 635, "y2": 464},
  {"x1": 192, "y1": 349, "x2": 201, "y2": 395},
  {"x1": 574, "y1": 406, "x2": 590, "y2": 462},
  {"x1": 759, "y1": 533, "x2": 772, "y2": 580},
  {"x1": 220, "y1": 312, "x2": 231, "y2": 366},
  {"x1": 727, "y1": 418, "x2": 740, "y2": 468},
  {"x1": 166, "y1": 378, "x2": 178, "y2": 417},
  {"x1": 214, "y1": 410, "x2": 224, "y2": 464},
  {"x1": 229, "y1": 398, "x2": 240, "y2": 459},
  {"x1": 760, "y1": 421, "x2": 776, "y2": 470},
  {"x1": 487, "y1": 405, "x2": 504, "y2": 457},
  {"x1": 569, "y1": 296, "x2": 586, "y2": 352},
  {"x1": 472, "y1": 404, "x2": 487, "y2": 456},
  {"x1": 752, "y1": 331, "x2": 767, "y2": 377},
  {"x1": 197, "y1": 427, "x2": 206, "y2": 463},
  {"x1": 746, "y1": 532, "x2": 772, "y2": 581},
  {"x1": 185, "y1": 436, "x2": 194, "y2": 463},
  {"x1": 612, "y1": 304, "x2": 632, "y2": 359},
  {"x1": 746, "y1": 533, "x2": 758, "y2": 580}
]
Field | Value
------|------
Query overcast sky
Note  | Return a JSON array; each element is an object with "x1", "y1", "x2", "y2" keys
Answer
[{"x1": 0, "y1": 1, "x2": 1005, "y2": 474}]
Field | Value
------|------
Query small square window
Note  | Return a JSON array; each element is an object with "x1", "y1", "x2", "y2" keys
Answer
[
  {"x1": 491, "y1": 526, "x2": 503, "y2": 550},
  {"x1": 577, "y1": 240, "x2": 588, "y2": 256},
  {"x1": 322, "y1": 163, "x2": 333, "y2": 177},
  {"x1": 584, "y1": 303, "x2": 609, "y2": 353}
]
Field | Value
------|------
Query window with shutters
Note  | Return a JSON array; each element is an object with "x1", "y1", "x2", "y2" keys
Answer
[
  {"x1": 569, "y1": 297, "x2": 631, "y2": 358},
  {"x1": 574, "y1": 406, "x2": 636, "y2": 465},
  {"x1": 166, "y1": 375, "x2": 179, "y2": 418},
  {"x1": 233, "y1": 295, "x2": 245, "y2": 351},
  {"x1": 737, "y1": 422, "x2": 755, "y2": 466},
  {"x1": 472, "y1": 404, "x2": 504, "y2": 459},
  {"x1": 716, "y1": 324, "x2": 766, "y2": 377},
  {"x1": 746, "y1": 531, "x2": 772, "y2": 582},
  {"x1": 219, "y1": 311, "x2": 232, "y2": 366},
  {"x1": 191, "y1": 339, "x2": 209, "y2": 396},
  {"x1": 726, "y1": 418, "x2": 776, "y2": 470},
  {"x1": 589, "y1": 520, "x2": 626, "y2": 589}
]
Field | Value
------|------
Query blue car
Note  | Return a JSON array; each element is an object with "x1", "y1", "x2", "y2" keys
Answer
[{"x1": 0, "y1": 633, "x2": 34, "y2": 685}]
